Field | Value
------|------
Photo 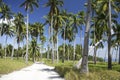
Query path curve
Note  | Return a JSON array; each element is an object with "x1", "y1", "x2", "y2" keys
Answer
[{"x1": 0, "y1": 63, "x2": 64, "y2": 80}]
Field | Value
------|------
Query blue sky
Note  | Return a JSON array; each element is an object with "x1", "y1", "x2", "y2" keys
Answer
[
  {"x1": 0, "y1": 0, "x2": 86, "y2": 47},
  {"x1": 0, "y1": 0, "x2": 120, "y2": 60}
]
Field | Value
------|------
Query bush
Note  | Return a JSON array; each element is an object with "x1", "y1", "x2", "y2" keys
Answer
[
  {"x1": 55, "y1": 66, "x2": 71, "y2": 77},
  {"x1": 65, "y1": 70, "x2": 79, "y2": 80}
]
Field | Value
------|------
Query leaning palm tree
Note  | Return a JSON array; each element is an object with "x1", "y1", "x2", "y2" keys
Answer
[{"x1": 20, "y1": 0, "x2": 39, "y2": 63}]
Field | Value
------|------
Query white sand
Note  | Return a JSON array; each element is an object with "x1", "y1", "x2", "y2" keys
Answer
[{"x1": 0, "y1": 63, "x2": 64, "y2": 80}]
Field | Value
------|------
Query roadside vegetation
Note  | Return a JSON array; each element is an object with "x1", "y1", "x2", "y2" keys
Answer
[
  {"x1": 0, "y1": 0, "x2": 120, "y2": 80},
  {"x1": 0, "y1": 58, "x2": 32, "y2": 74},
  {"x1": 44, "y1": 58, "x2": 120, "y2": 80}
]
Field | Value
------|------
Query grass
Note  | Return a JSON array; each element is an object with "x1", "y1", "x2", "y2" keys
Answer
[
  {"x1": 43, "y1": 59, "x2": 120, "y2": 80},
  {"x1": 0, "y1": 58, "x2": 32, "y2": 74}
]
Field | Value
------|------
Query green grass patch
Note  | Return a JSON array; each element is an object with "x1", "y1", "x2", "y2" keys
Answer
[
  {"x1": 0, "y1": 58, "x2": 32, "y2": 74},
  {"x1": 43, "y1": 58, "x2": 120, "y2": 80},
  {"x1": 65, "y1": 70, "x2": 120, "y2": 80}
]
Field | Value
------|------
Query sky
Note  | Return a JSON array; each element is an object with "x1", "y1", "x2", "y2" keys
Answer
[
  {"x1": 0, "y1": 0, "x2": 86, "y2": 47},
  {"x1": 0, "y1": 0, "x2": 120, "y2": 60}
]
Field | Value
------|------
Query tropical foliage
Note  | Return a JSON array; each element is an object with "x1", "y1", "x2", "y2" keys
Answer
[{"x1": 0, "y1": 0, "x2": 120, "y2": 78}]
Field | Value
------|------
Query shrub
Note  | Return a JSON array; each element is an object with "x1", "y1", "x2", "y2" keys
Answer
[
  {"x1": 65, "y1": 70, "x2": 79, "y2": 80},
  {"x1": 55, "y1": 66, "x2": 71, "y2": 77}
]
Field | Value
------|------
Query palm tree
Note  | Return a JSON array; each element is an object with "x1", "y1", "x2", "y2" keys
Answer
[
  {"x1": 90, "y1": 27, "x2": 104, "y2": 64},
  {"x1": 30, "y1": 38, "x2": 37, "y2": 62},
  {"x1": 45, "y1": 0, "x2": 63, "y2": 64},
  {"x1": 0, "y1": 43, "x2": 3, "y2": 58},
  {"x1": 14, "y1": 12, "x2": 25, "y2": 59},
  {"x1": 1, "y1": 24, "x2": 13, "y2": 58},
  {"x1": 69, "y1": 12, "x2": 85, "y2": 62},
  {"x1": 107, "y1": 0, "x2": 112, "y2": 69},
  {"x1": 20, "y1": 0, "x2": 39, "y2": 63},
  {"x1": 112, "y1": 24, "x2": 120, "y2": 64},
  {"x1": 0, "y1": 3, "x2": 13, "y2": 59},
  {"x1": 0, "y1": 3, "x2": 12, "y2": 37},
  {"x1": 40, "y1": 35, "x2": 46, "y2": 61},
  {"x1": 30, "y1": 22, "x2": 44, "y2": 43},
  {"x1": 94, "y1": 0, "x2": 119, "y2": 69},
  {"x1": 80, "y1": 0, "x2": 91, "y2": 73},
  {"x1": 30, "y1": 22, "x2": 44, "y2": 62}
]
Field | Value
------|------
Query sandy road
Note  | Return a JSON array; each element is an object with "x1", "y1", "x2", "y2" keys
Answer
[{"x1": 0, "y1": 63, "x2": 64, "y2": 80}]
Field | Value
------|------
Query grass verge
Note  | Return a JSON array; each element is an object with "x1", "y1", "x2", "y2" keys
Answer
[
  {"x1": 0, "y1": 58, "x2": 32, "y2": 74},
  {"x1": 44, "y1": 59, "x2": 120, "y2": 80}
]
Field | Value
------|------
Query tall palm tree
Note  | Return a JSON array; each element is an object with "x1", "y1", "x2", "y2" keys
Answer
[
  {"x1": 1, "y1": 24, "x2": 13, "y2": 58},
  {"x1": 94, "y1": 0, "x2": 119, "y2": 69},
  {"x1": 112, "y1": 24, "x2": 120, "y2": 64},
  {"x1": 108, "y1": 0, "x2": 112, "y2": 69},
  {"x1": 43, "y1": 15, "x2": 51, "y2": 60},
  {"x1": 14, "y1": 12, "x2": 25, "y2": 59},
  {"x1": 30, "y1": 22, "x2": 44, "y2": 62},
  {"x1": 40, "y1": 35, "x2": 46, "y2": 61},
  {"x1": 59, "y1": 10, "x2": 69, "y2": 63},
  {"x1": 90, "y1": 23, "x2": 104, "y2": 64},
  {"x1": 45, "y1": 0, "x2": 63, "y2": 64},
  {"x1": 0, "y1": 3, "x2": 13, "y2": 59},
  {"x1": 30, "y1": 38, "x2": 37, "y2": 62},
  {"x1": 80, "y1": 0, "x2": 91, "y2": 73},
  {"x1": 20, "y1": 0, "x2": 39, "y2": 63},
  {"x1": 69, "y1": 13, "x2": 84, "y2": 62}
]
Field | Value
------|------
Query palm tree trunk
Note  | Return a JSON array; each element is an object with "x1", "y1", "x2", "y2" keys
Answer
[
  {"x1": 47, "y1": 45, "x2": 49, "y2": 59},
  {"x1": 11, "y1": 37, "x2": 16, "y2": 60},
  {"x1": 47, "y1": 26, "x2": 51, "y2": 60},
  {"x1": 57, "y1": 32, "x2": 59, "y2": 63},
  {"x1": 17, "y1": 41, "x2": 20, "y2": 60},
  {"x1": 51, "y1": 16, "x2": 54, "y2": 64},
  {"x1": 73, "y1": 38, "x2": 76, "y2": 62},
  {"x1": 68, "y1": 44, "x2": 69, "y2": 61},
  {"x1": 118, "y1": 46, "x2": 120, "y2": 64},
  {"x1": 4, "y1": 36, "x2": 8, "y2": 59},
  {"x1": 115, "y1": 46, "x2": 118, "y2": 62},
  {"x1": 26, "y1": 11, "x2": 29, "y2": 64},
  {"x1": 80, "y1": 0, "x2": 91, "y2": 73},
  {"x1": 104, "y1": 49, "x2": 107, "y2": 62},
  {"x1": 0, "y1": 20, "x2": 3, "y2": 37},
  {"x1": 33, "y1": 49, "x2": 35, "y2": 62},
  {"x1": 80, "y1": 29, "x2": 83, "y2": 56},
  {"x1": 93, "y1": 20, "x2": 97, "y2": 64},
  {"x1": 62, "y1": 23, "x2": 66, "y2": 63},
  {"x1": 22, "y1": 41, "x2": 25, "y2": 59},
  {"x1": 108, "y1": 0, "x2": 112, "y2": 70},
  {"x1": 93, "y1": 47, "x2": 97, "y2": 64}
]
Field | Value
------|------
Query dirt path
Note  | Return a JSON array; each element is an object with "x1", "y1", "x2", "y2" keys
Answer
[{"x1": 0, "y1": 63, "x2": 64, "y2": 80}]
